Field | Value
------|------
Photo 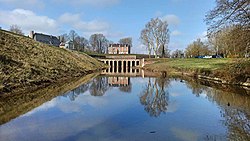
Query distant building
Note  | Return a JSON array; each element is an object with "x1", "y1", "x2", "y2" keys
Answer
[
  {"x1": 108, "y1": 44, "x2": 131, "y2": 54},
  {"x1": 29, "y1": 31, "x2": 60, "y2": 47},
  {"x1": 65, "y1": 41, "x2": 74, "y2": 50}
]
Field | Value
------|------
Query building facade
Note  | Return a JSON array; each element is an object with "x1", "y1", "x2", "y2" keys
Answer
[
  {"x1": 108, "y1": 44, "x2": 131, "y2": 54},
  {"x1": 29, "y1": 31, "x2": 60, "y2": 47}
]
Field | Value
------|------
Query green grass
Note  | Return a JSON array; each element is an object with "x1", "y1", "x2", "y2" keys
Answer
[
  {"x1": 145, "y1": 58, "x2": 250, "y2": 83},
  {"x1": 150, "y1": 58, "x2": 232, "y2": 70}
]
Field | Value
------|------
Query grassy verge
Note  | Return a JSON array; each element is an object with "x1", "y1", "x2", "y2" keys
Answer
[{"x1": 144, "y1": 58, "x2": 250, "y2": 86}]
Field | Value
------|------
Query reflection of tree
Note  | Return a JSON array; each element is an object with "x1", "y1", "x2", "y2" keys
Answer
[
  {"x1": 140, "y1": 77, "x2": 170, "y2": 117},
  {"x1": 184, "y1": 77, "x2": 250, "y2": 140},
  {"x1": 63, "y1": 82, "x2": 90, "y2": 101},
  {"x1": 119, "y1": 85, "x2": 132, "y2": 93},
  {"x1": 90, "y1": 77, "x2": 109, "y2": 96},
  {"x1": 119, "y1": 78, "x2": 132, "y2": 93}
]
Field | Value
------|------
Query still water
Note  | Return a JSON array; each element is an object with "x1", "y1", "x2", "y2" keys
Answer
[{"x1": 0, "y1": 74, "x2": 250, "y2": 141}]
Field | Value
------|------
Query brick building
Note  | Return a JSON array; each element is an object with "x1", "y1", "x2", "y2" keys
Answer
[{"x1": 108, "y1": 44, "x2": 131, "y2": 54}]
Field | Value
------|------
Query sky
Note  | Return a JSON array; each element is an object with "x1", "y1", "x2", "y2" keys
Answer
[{"x1": 0, "y1": 0, "x2": 215, "y2": 54}]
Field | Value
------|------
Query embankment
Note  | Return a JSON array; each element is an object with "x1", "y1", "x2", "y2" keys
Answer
[
  {"x1": 0, "y1": 29, "x2": 106, "y2": 95},
  {"x1": 143, "y1": 58, "x2": 250, "y2": 87},
  {"x1": 0, "y1": 73, "x2": 99, "y2": 124}
]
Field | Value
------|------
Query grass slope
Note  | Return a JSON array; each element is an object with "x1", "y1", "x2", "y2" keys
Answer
[{"x1": 0, "y1": 29, "x2": 106, "y2": 94}]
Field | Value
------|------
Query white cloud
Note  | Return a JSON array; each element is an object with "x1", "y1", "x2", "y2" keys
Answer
[
  {"x1": 56, "y1": 0, "x2": 120, "y2": 7},
  {"x1": 161, "y1": 14, "x2": 180, "y2": 26},
  {"x1": 171, "y1": 127, "x2": 199, "y2": 141},
  {"x1": 0, "y1": 9, "x2": 59, "y2": 34},
  {"x1": 171, "y1": 30, "x2": 182, "y2": 36},
  {"x1": 0, "y1": 0, "x2": 44, "y2": 9},
  {"x1": 59, "y1": 13, "x2": 110, "y2": 33},
  {"x1": 59, "y1": 12, "x2": 124, "y2": 38},
  {"x1": 0, "y1": 9, "x2": 122, "y2": 39}
]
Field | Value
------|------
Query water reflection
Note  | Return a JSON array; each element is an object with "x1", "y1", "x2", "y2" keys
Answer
[
  {"x1": 181, "y1": 77, "x2": 250, "y2": 140},
  {"x1": 0, "y1": 73, "x2": 250, "y2": 141},
  {"x1": 140, "y1": 77, "x2": 170, "y2": 117},
  {"x1": 63, "y1": 82, "x2": 90, "y2": 101}
]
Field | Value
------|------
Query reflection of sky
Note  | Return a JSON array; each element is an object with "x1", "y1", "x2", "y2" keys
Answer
[{"x1": 0, "y1": 77, "x2": 230, "y2": 141}]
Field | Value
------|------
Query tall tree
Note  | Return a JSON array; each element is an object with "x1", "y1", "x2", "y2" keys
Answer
[
  {"x1": 208, "y1": 25, "x2": 250, "y2": 58},
  {"x1": 171, "y1": 49, "x2": 184, "y2": 58},
  {"x1": 205, "y1": 0, "x2": 250, "y2": 34},
  {"x1": 9, "y1": 25, "x2": 24, "y2": 35},
  {"x1": 119, "y1": 37, "x2": 132, "y2": 47},
  {"x1": 140, "y1": 29, "x2": 152, "y2": 58},
  {"x1": 75, "y1": 36, "x2": 89, "y2": 52},
  {"x1": 140, "y1": 18, "x2": 170, "y2": 58},
  {"x1": 185, "y1": 38, "x2": 211, "y2": 58},
  {"x1": 89, "y1": 34, "x2": 109, "y2": 54},
  {"x1": 60, "y1": 33, "x2": 68, "y2": 43},
  {"x1": 68, "y1": 30, "x2": 78, "y2": 50}
]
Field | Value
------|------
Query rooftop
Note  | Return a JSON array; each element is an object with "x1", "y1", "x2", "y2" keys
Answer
[{"x1": 109, "y1": 44, "x2": 130, "y2": 48}]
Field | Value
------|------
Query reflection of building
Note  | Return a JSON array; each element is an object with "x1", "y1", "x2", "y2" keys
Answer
[
  {"x1": 108, "y1": 44, "x2": 131, "y2": 54},
  {"x1": 29, "y1": 31, "x2": 60, "y2": 47},
  {"x1": 108, "y1": 77, "x2": 130, "y2": 87}
]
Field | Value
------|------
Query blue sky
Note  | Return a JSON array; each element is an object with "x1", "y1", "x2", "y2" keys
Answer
[{"x1": 0, "y1": 0, "x2": 215, "y2": 53}]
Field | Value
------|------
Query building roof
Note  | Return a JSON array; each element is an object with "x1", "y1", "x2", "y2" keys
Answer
[
  {"x1": 34, "y1": 33, "x2": 59, "y2": 40},
  {"x1": 109, "y1": 44, "x2": 130, "y2": 47}
]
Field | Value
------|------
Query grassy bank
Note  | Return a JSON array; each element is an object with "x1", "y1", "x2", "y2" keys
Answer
[
  {"x1": 144, "y1": 58, "x2": 250, "y2": 86},
  {"x1": 0, "y1": 29, "x2": 107, "y2": 94},
  {"x1": 0, "y1": 73, "x2": 99, "y2": 124}
]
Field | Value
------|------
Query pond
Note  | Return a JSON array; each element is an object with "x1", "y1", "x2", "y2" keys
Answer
[{"x1": 0, "y1": 72, "x2": 250, "y2": 141}]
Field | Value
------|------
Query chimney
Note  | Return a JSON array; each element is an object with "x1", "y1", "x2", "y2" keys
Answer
[
  {"x1": 57, "y1": 36, "x2": 61, "y2": 42},
  {"x1": 29, "y1": 31, "x2": 34, "y2": 39}
]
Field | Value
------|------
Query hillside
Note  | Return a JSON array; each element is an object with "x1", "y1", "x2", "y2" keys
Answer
[{"x1": 0, "y1": 30, "x2": 106, "y2": 94}]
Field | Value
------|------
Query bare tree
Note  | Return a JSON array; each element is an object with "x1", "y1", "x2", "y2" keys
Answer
[
  {"x1": 68, "y1": 30, "x2": 78, "y2": 50},
  {"x1": 171, "y1": 49, "x2": 184, "y2": 58},
  {"x1": 89, "y1": 34, "x2": 109, "y2": 54},
  {"x1": 119, "y1": 37, "x2": 132, "y2": 47},
  {"x1": 205, "y1": 0, "x2": 250, "y2": 35},
  {"x1": 140, "y1": 29, "x2": 152, "y2": 58},
  {"x1": 75, "y1": 36, "x2": 89, "y2": 52},
  {"x1": 9, "y1": 25, "x2": 24, "y2": 35},
  {"x1": 60, "y1": 33, "x2": 69, "y2": 43},
  {"x1": 208, "y1": 25, "x2": 250, "y2": 58},
  {"x1": 140, "y1": 18, "x2": 170, "y2": 58}
]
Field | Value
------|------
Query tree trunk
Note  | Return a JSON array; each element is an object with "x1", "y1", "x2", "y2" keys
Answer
[{"x1": 162, "y1": 45, "x2": 165, "y2": 58}]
